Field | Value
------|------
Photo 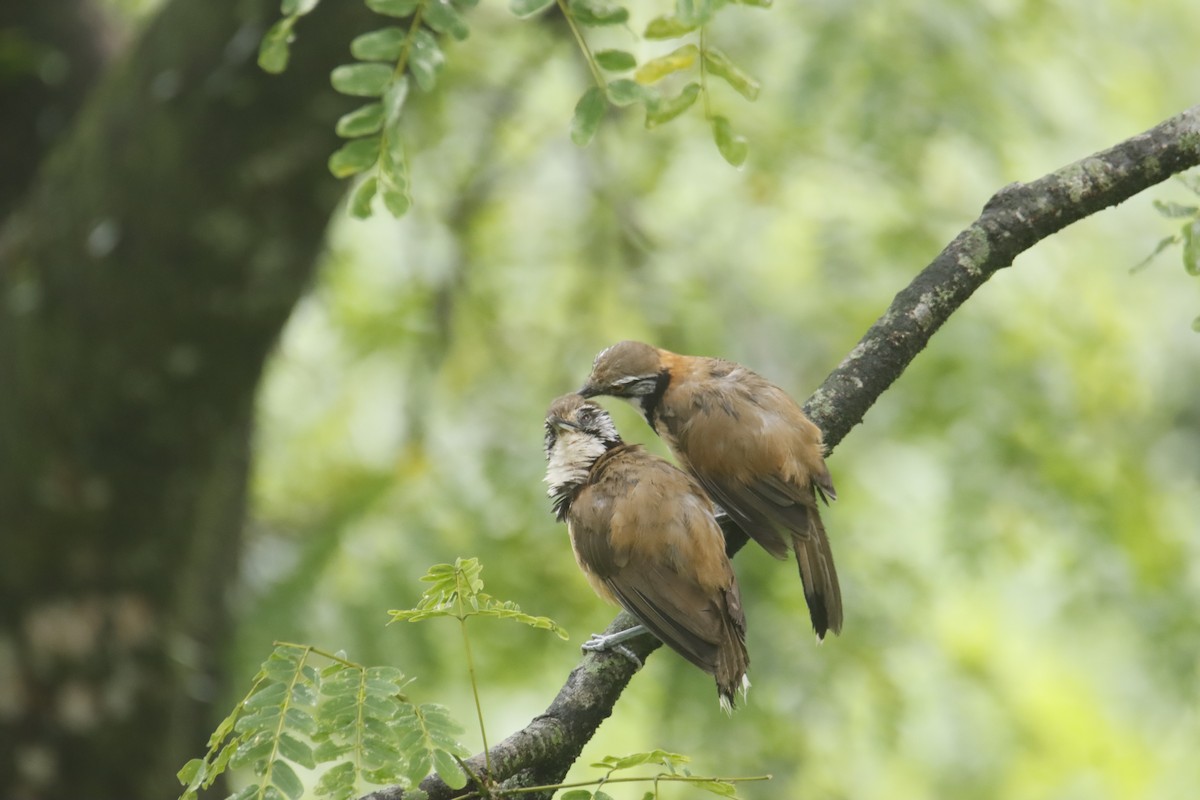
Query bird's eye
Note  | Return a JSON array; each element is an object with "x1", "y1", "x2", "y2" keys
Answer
[{"x1": 578, "y1": 409, "x2": 593, "y2": 425}]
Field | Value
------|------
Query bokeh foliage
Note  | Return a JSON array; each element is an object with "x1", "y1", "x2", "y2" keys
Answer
[{"x1": 235, "y1": 0, "x2": 1200, "y2": 797}]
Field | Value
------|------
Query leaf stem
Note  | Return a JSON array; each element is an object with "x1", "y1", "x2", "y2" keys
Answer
[
  {"x1": 460, "y1": 619, "x2": 492, "y2": 779},
  {"x1": 699, "y1": 26, "x2": 712, "y2": 119},
  {"x1": 274, "y1": 641, "x2": 364, "y2": 669},
  {"x1": 497, "y1": 772, "x2": 773, "y2": 795},
  {"x1": 395, "y1": 7, "x2": 426, "y2": 81},
  {"x1": 557, "y1": 0, "x2": 607, "y2": 89}
]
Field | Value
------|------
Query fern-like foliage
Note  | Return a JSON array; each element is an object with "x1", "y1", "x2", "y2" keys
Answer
[
  {"x1": 176, "y1": 644, "x2": 468, "y2": 800},
  {"x1": 388, "y1": 557, "x2": 568, "y2": 637},
  {"x1": 259, "y1": 0, "x2": 477, "y2": 219},
  {"x1": 549, "y1": 748, "x2": 762, "y2": 799},
  {"x1": 177, "y1": 558, "x2": 570, "y2": 799},
  {"x1": 258, "y1": 0, "x2": 772, "y2": 218},
  {"x1": 175, "y1": 558, "x2": 767, "y2": 799},
  {"x1": 514, "y1": 0, "x2": 767, "y2": 166}
]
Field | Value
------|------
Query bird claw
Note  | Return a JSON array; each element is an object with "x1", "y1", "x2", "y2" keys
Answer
[
  {"x1": 581, "y1": 633, "x2": 644, "y2": 668},
  {"x1": 612, "y1": 644, "x2": 642, "y2": 668}
]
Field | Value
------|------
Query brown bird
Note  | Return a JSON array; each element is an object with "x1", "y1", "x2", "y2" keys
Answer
[
  {"x1": 543, "y1": 393, "x2": 750, "y2": 709},
  {"x1": 579, "y1": 341, "x2": 843, "y2": 639}
]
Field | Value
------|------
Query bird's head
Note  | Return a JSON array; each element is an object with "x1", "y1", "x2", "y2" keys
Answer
[
  {"x1": 578, "y1": 340, "x2": 666, "y2": 400},
  {"x1": 544, "y1": 394, "x2": 623, "y2": 518},
  {"x1": 544, "y1": 393, "x2": 623, "y2": 462}
]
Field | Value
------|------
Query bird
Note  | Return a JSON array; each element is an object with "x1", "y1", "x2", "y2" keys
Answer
[
  {"x1": 578, "y1": 340, "x2": 843, "y2": 639},
  {"x1": 543, "y1": 392, "x2": 750, "y2": 709}
]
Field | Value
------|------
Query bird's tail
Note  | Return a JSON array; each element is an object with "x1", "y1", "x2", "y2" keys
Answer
[
  {"x1": 715, "y1": 587, "x2": 750, "y2": 711},
  {"x1": 793, "y1": 508, "x2": 843, "y2": 639}
]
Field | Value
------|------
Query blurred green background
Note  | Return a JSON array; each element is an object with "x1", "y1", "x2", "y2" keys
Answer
[
  {"x1": 245, "y1": 2, "x2": 1200, "y2": 798},
  {"x1": 10, "y1": 0, "x2": 1200, "y2": 798}
]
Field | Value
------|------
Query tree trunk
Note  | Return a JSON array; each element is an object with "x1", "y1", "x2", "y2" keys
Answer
[{"x1": 0, "y1": 1, "x2": 371, "y2": 797}]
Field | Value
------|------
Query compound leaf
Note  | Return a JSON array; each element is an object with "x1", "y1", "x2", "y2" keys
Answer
[
  {"x1": 330, "y1": 63, "x2": 394, "y2": 97},
  {"x1": 328, "y1": 136, "x2": 381, "y2": 178},
  {"x1": 350, "y1": 27, "x2": 407, "y2": 61}
]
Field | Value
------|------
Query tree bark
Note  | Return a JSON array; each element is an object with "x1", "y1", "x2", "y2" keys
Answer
[
  {"x1": 361, "y1": 104, "x2": 1200, "y2": 800},
  {"x1": 0, "y1": 0, "x2": 118, "y2": 219},
  {"x1": 0, "y1": 1, "x2": 373, "y2": 797}
]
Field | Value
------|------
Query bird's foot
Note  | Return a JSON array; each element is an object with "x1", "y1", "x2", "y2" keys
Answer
[{"x1": 581, "y1": 627, "x2": 647, "y2": 668}]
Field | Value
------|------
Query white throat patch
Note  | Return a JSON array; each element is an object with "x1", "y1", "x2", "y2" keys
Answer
[{"x1": 544, "y1": 429, "x2": 609, "y2": 500}]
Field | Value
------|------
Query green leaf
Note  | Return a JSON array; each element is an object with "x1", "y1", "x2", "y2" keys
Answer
[
  {"x1": 231, "y1": 734, "x2": 276, "y2": 769},
  {"x1": 244, "y1": 682, "x2": 288, "y2": 711},
  {"x1": 559, "y1": 792, "x2": 593, "y2": 800},
  {"x1": 328, "y1": 136, "x2": 381, "y2": 178},
  {"x1": 262, "y1": 647, "x2": 303, "y2": 681},
  {"x1": 365, "y1": 0, "x2": 420, "y2": 16},
  {"x1": 382, "y1": 75, "x2": 410, "y2": 127},
  {"x1": 1192, "y1": 315, "x2": 1200, "y2": 332},
  {"x1": 424, "y1": 0, "x2": 470, "y2": 40},
  {"x1": 634, "y1": 44, "x2": 697, "y2": 85},
  {"x1": 606, "y1": 79, "x2": 650, "y2": 107},
  {"x1": 278, "y1": 733, "x2": 316, "y2": 769},
  {"x1": 315, "y1": 763, "x2": 357, "y2": 800},
  {"x1": 290, "y1": 682, "x2": 317, "y2": 707},
  {"x1": 230, "y1": 785, "x2": 259, "y2": 800},
  {"x1": 593, "y1": 792, "x2": 615, "y2": 800},
  {"x1": 408, "y1": 29, "x2": 445, "y2": 92},
  {"x1": 396, "y1": 703, "x2": 469, "y2": 787},
  {"x1": 348, "y1": 176, "x2": 374, "y2": 219},
  {"x1": 281, "y1": 0, "x2": 320, "y2": 13},
  {"x1": 285, "y1": 707, "x2": 318, "y2": 736},
  {"x1": 177, "y1": 757, "x2": 205, "y2": 790},
  {"x1": 569, "y1": 0, "x2": 629, "y2": 26},
  {"x1": 336, "y1": 103, "x2": 385, "y2": 138},
  {"x1": 645, "y1": 81, "x2": 700, "y2": 128},
  {"x1": 474, "y1": 602, "x2": 569, "y2": 638},
  {"x1": 207, "y1": 703, "x2": 243, "y2": 748},
  {"x1": 711, "y1": 115, "x2": 748, "y2": 167},
  {"x1": 595, "y1": 49, "x2": 637, "y2": 72},
  {"x1": 1182, "y1": 219, "x2": 1200, "y2": 275},
  {"x1": 511, "y1": 0, "x2": 556, "y2": 16},
  {"x1": 378, "y1": 136, "x2": 412, "y2": 217},
  {"x1": 675, "y1": 0, "x2": 713, "y2": 25},
  {"x1": 330, "y1": 63, "x2": 394, "y2": 97},
  {"x1": 592, "y1": 750, "x2": 690, "y2": 771},
  {"x1": 209, "y1": 740, "x2": 239, "y2": 783},
  {"x1": 392, "y1": 560, "x2": 568, "y2": 634},
  {"x1": 258, "y1": 17, "x2": 296, "y2": 74},
  {"x1": 432, "y1": 750, "x2": 467, "y2": 789},
  {"x1": 272, "y1": 760, "x2": 305, "y2": 800},
  {"x1": 644, "y1": 14, "x2": 696, "y2": 39},
  {"x1": 350, "y1": 27, "x2": 407, "y2": 61},
  {"x1": 703, "y1": 47, "x2": 760, "y2": 101},
  {"x1": 693, "y1": 779, "x2": 739, "y2": 796}
]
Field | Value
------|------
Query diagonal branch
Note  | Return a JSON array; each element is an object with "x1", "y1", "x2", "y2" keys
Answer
[
  {"x1": 807, "y1": 104, "x2": 1200, "y2": 450},
  {"x1": 361, "y1": 103, "x2": 1200, "y2": 800}
]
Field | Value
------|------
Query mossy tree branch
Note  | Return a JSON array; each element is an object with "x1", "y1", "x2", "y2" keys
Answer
[{"x1": 360, "y1": 103, "x2": 1200, "y2": 800}]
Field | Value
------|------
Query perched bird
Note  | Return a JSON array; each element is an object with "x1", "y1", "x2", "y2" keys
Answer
[
  {"x1": 543, "y1": 393, "x2": 750, "y2": 709},
  {"x1": 579, "y1": 341, "x2": 843, "y2": 639}
]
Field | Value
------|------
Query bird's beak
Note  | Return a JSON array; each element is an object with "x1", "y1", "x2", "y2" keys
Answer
[
  {"x1": 577, "y1": 384, "x2": 599, "y2": 398},
  {"x1": 549, "y1": 416, "x2": 580, "y2": 432}
]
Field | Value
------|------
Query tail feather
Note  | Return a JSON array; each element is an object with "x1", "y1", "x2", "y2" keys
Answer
[
  {"x1": 793, "y1": 508, "x2": 843, "y2": 639},
  {"x1": 715, "y1": 587, "x2": 750, "y2": 710}
]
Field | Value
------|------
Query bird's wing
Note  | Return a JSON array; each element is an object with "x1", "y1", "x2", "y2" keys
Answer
[
  {"x1": 571, "y1": 453, "x2": 745, "y2": 673},
  {"x1": 667, "y1": 376, "x2": 831, "y2": 549}
]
